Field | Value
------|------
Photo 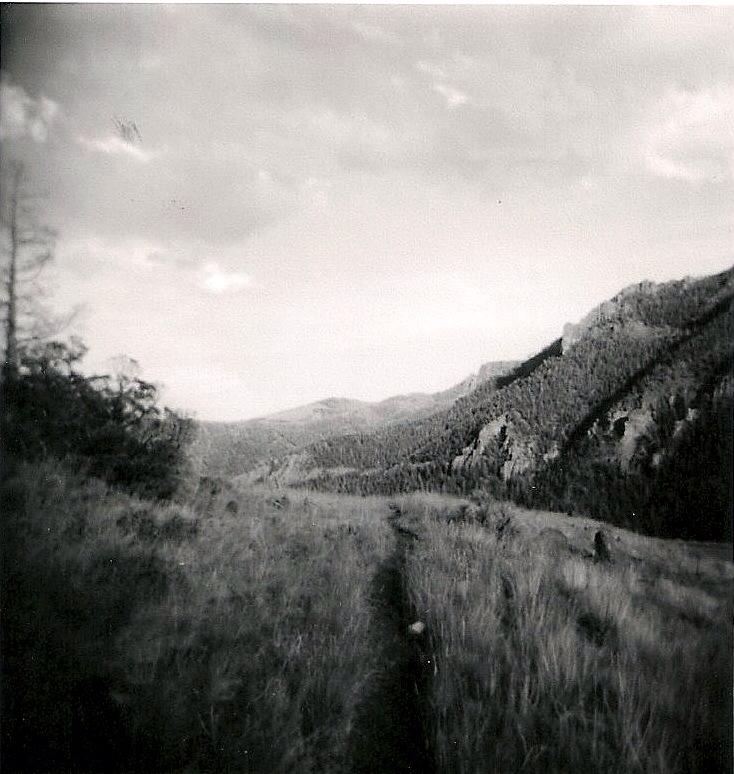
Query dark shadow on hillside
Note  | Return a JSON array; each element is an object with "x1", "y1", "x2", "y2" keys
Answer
[
  {"x1": 495, "y1": 337, "x2": 564, "y2": 390},
  {"x1": 563, "y1": 293, "x2": 732, "y2": 451}
]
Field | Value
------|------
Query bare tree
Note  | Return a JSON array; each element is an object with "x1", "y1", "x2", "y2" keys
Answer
[{"x1": 1, "y1": 162, "x2": 68, "y2": 379}]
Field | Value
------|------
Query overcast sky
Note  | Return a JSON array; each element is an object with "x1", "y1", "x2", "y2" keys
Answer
[{"x1": 1, "y1": 5, "x2": 732, "y2": 420}]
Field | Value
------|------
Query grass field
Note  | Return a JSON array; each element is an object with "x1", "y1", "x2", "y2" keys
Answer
[
  {"x1": 2, "y1": 463, "x2": 731, "y2": 772},
  {"x1": 2, "y1": 462, "x2": 391, "y2": 772},
  {"x1": 397, "y1": 495, "x2": 733, "y2": 774}
]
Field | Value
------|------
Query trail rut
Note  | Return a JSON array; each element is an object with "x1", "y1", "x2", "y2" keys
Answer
[{"x1": 348, "y1": 504, "x2": 434, "y2": 773}]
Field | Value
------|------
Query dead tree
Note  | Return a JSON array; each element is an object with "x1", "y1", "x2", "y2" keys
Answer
[{"x1": 1, "y1": 162, "x2": 62, "y2": 380}]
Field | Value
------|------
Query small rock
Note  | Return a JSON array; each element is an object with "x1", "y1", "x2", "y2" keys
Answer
[{"x1": 408, "y1": 621, "x2": 426, "y2": 635}]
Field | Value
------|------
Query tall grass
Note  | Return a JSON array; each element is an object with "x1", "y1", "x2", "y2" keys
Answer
[
  {"x1": 4, "y1": 466, "x2": 730, "y2": 773},
  {"x1": 1, "y1": 461, "x2": 390, "y2": 772},
  {"x1": 399, "y1": 497, "x2": 733, "y2": 774}
]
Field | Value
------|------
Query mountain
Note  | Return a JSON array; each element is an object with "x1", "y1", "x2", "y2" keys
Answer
[
  {"x1": 250, "y1": 267, "x2": 733, "y2": 540},
  {"x1": 192, "y1": 360, "x2": 519, "y2": 478}
]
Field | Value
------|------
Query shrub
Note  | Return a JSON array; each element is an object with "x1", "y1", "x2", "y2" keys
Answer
[{"x1": 1, "y1": 338, "x2": 193, "y2": 499}]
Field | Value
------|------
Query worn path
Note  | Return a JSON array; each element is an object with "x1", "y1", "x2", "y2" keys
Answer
[{"x1": 348, "y1": 504, "x2": 434, "y2": 773}]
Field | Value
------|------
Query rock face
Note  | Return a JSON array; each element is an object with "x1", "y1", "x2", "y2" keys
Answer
[
  {"x1": 607, "y1": 407, "x2": 657, "y2": 471},
  {"x1": 432, "y1": 359, "x2": 520, "y2": 404},
  {"x1": 450, "y1": 271, "x2": 733, "y2": 492},
  {"x1": 452, "y1": 414, "x2": 539, "y2": 480}
]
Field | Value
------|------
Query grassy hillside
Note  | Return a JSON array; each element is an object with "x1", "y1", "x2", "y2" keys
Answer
[{"x1": 260, "y1": 268, "x2": 733, "y2": 539}]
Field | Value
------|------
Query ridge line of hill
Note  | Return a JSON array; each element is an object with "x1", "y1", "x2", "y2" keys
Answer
[{"x1": 243, "y1": 265, "x2": 733, "y2": 540}]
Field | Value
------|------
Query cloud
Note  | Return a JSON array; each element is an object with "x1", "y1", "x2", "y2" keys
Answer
[
  {"x1": 434, "y1": 83, "x2": 469, "y2": 108},
  {"x1": 0, "y1": 72, "x2": 59, "y2": 142},
  {"x1": 415, "y1": 60, "x2": 447, "y2": 80},
  {"x1": 350, "y1": 20, "x2": 397, "y2": 46},
  {"x1": 301, "y1": 176, "x2": 332, "y2": 209},
  {"x1": 643, "y1": 85, "x2": 734, "y2": 182},
  {"x1": 78, "y1": 134, "x2": 157, "y2": 163},
  {"x1": 302, "y1": 108, "x2": 424, "y2": 173},
  {"x1": 201, "y1": 262, "x2": 254, "y2": 294},
  {"x1": 57, "y1": 236, "x2": 176, "y2": 277}
]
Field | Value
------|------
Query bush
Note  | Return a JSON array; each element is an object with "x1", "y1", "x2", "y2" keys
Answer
[{"x1": 1, "y1": 338, "x2": 193, "y2": 499}]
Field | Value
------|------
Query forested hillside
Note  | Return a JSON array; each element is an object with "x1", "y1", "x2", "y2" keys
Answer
[
  {"x1": 193, "y1": 360, "x2": 518, "y2": 478},
  {"x1": 254, "y1": 268, "x2": 733, "y2": 539}
]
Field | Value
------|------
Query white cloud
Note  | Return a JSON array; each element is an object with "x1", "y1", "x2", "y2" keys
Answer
[
  {"x1": 201, "y1": 262, "x2": 254, "y2": 294},
  {"x1": 78, "y1": 134, "x2": 157, "y2": 163},
  {"x1": 580, "y1": 175, "x2": 599, "y2": 191},
  {"x1": 351, "y1": 21, "x2": 396, "y2": 46},
  {"x1": 434, "y1": 83, "x2": 469, "y2": 108},
  {"x1": 0, "y1": 73, "x2": 59, "y2": 142},
  {"x1": 308, "y1": 109, "x2": 394, "y2": 149},
  {"x1": 643, "y1": 85, "x2": 734, "y2": 182},
  {"x1": 301, "y1": 176, "x2": 332, "y2": 211},
  {"x1": 417, "y1": 59, "x2": 471, "y2": 108},
  {"x1": 58, "y1": 236, "x2": 173, "y2": 276}
]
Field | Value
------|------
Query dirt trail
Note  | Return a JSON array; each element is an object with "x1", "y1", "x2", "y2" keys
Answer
[{"x1": 348, "y1": 504, "x2": 434, "y2": 773}]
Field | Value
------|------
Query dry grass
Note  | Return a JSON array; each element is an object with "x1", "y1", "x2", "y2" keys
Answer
[
  {"x1": 2, "y1": 461, "x2": 391, "y2": 772},
  {"x1": 4, "y1": 466, "x2": 731, "y2": 773},
  {"x1": 398, "y1": 495, "x2": 733, "y2": 774}
]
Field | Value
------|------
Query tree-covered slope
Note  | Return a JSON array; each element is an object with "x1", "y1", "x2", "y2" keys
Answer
[
  {"x1": 193, "y1": 360, "x2": 518, "y2": 478},
  {"x1": 259, "y1": 267, "x2": 733, "y2": 539}
]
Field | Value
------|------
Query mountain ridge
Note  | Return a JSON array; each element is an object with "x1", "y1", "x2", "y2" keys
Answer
[
  {"x1": 193, "y1": 359, "x2": 520, "y2": 478},
  {"x1": 246, "y1": 266, "x2": 733, "y2": 540}
]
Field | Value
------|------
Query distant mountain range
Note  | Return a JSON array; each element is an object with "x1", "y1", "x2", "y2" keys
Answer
[
  {"x1": 193, "y1": 360, "x2": 519, "y2": 479},
  {"x1": 221, "y1": 266, "x2": 732, "y2": 540}
]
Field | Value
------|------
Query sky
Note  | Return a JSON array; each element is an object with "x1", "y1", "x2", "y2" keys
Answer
[{"x1": 1, "y1": 4, "x2": 732, "y2": 421}]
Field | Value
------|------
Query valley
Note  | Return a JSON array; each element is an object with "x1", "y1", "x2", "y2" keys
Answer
[
  {"x1": 3, "y1": 5, "x2": 733, "y2": 771},
  {"x1": 5, "y1": 262, "x2": 734, "y2": 768},
  {"x1": 202, "y1": 268, "x2": 734, "y2": 542},
  {"x1": 3, "y1": 238, "x2": 732, "y2": 772},
  {"x1": 193, "y1": 360, "x2": 519, "y2": 479}
]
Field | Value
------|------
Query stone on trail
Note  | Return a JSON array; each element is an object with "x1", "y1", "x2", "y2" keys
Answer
[{"x1": 408, "y1": 621, "x2": 426, "y2": 635}]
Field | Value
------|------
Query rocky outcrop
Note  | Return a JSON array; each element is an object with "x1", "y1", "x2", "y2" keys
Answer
[
  {"x1": 477, "y1": 360, "x2": 522, "y2": 382},
  {"x1": 452, "y1": 414, "x2": 539, "y2": 480},
  {"x1": 562, "y1": 280, "x2": 660, "y2": 353}
]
